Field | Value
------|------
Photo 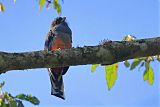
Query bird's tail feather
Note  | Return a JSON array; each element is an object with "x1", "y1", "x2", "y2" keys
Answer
[{"x1": 48, "y1": 68, "x2": 65, "y2": 100}]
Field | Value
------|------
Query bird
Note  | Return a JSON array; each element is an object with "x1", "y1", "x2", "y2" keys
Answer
[{"x1": 44, "y1": 17, "x2": 72, "y2": 100}]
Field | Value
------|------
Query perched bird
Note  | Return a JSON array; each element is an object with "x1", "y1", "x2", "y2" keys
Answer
[{"x1": 44, "y1": 17, "x2": 72, "y2": 100}]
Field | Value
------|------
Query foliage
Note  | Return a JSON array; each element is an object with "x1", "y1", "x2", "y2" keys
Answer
[
  {"x1": 105, "y1": 64, "x2": 118, "y2": 90},
  {"x1": 130, "y1": 58, "x2": 143, "y2": 70},
  {"x1": 53, "y1": 0, "x2": 61, "y2": 14},
  {"x1": 92, "y1": 63, "x2": 118, "y2": 90},
  {"x1": 91, "y1": 35, "x2": 158, "y2": 90},
  {"x1": 39, "y1": 0, "x2": 62, "y2": 14},
  {"x1": 123, "y1": 35, "x2": 156, "y2": 85},
  {"x1": 123, "y1": 34, "x2": 136, "y2": 41},
  {"x1": 124, "y1": 60, "x2": 130, "y2": 68},
  {"x1": 14, "y1": 0, "x2": 16, "y2": 3},
  {"x1": 124, "y1": 57, "x2": 155, "y2": 85},
  {"x1": 0, "y1": 2, "x2": 5, "y2": 12},
  {"x1": 91, "y1": 64, "x2": 99, "y2": 72},
  {"x1": 0, "y1": 0, "x2": 159, "y2": 100},
  {"x1": 0, "y1": 82, "x2": 40, "y2": 107},
  {"x1": 0, "y1": 0, "x2": 62, "y2": 15},
  {"x1": 143, "y1": 62, "x2": 154, "y2": 85},
  {"x1": 155, "y1": 55, "x2": 160, "y2": 62},
  {"x1": 39, "y1": 0, "x2": 46, "y2": 9}
]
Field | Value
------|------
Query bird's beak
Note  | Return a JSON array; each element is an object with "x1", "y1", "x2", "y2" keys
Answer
[{"x1": 62, "y1": 17, "x2": 66, "y2": 22}]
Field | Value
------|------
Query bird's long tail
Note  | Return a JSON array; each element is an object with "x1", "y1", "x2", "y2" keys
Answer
[{"x1": 48, "y1": 68, "x2": 65, "y2": 100}]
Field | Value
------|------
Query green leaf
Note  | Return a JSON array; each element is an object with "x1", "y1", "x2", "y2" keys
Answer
[
  {"x1": 123, "y1": 35, "x2": 136, "y2": 41},
  {"x1": 155, "y1": 55, "x2": 160, "y2": 62},
  {"x1": 13, "y1": 0, "x2": 16, "y2": 3},
  {"x1": 0, "y1": 98, "x2": 3, "y2": 107},
  {"x1": 124, "y1": 60, "x2": 130, "y2": 68},
  {"x1": 105, "y1": 64, "x2": 118, "y2": 90},
  {"x1": 91, "y1": 64, "x2": 99, "y2": 72},
  {"x1": 0, "y1": 82, "x2": 39, "y2": 106},
  {"x1": 0, "y1": 3, "x2": 5, "y2": 12},
  {"x1": 138, "y1": 62, "x2": 144, "y2": 71},
  {"x1": 3, "y1": 92, "x2": 14, "y2": 105},
  {"x1": 39, "y1": 0, "x2": 46, "y2": 9},
  {"x1": 145, "y1": 62, "x2": 149, "y2": 70},
  {"x1": 6, "y1": 93, "x2": 15, "y2": 103},
  {"x1": 15, "y1": 94, "x2": 26, "y2": 100},
  {"x1": 0, "y1": 82, "x2": 5, "y2": 88},
  {"x1": 143, "y1": 62, "x2": 154, "y2": 85},
  {"x1": 130, "y1": 58, "x2": 143, "y2": 70},
  {"x1": 16, "y1": 94, "x2": 40, "y2": 105},
  {"x1": 148, "y1": 66, "x2": 154, "y2": 85},
  {"x1": 53, "y1": 0, "x2": 61, "y2": 14},
  {"x1": 143, "y1": 62, "x2": 149, "y2": 81},
  {"x1": 27, "y1": 95, "x2": 40, "y2": 105},
  {"x1": 2, "y1": 103, "x2": 9, "y2": 107},
  {"x1": 16, "y1": 100, "x2": 24, "y2": 107},
  {"x1": 9, "y1": 101, "x2": 17, "y2": 107}
]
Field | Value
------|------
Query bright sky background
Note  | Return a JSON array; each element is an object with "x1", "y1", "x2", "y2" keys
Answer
[{"x1": 0, "y1": 0, "x2": 159, "y2": 107}]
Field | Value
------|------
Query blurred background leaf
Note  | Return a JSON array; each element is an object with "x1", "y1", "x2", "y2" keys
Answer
[{"x1": 0, "y1": 82, "x2": 40, "y2": 107}]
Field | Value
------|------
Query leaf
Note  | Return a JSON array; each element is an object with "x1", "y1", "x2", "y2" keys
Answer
[
  {"x1": 16, "y1": 94, "x2": 40, "y2": 105},
  {"x1": 27, "y1": 95, "x2": 40, "y2": 105},
  {"x1": 123, "y1": 35, "x2": 136, "y2": 41},
  {"x1": 2, "y1": 103, "x2": 9, "y2": 107},
  {"x1": 53, "y1": 0, "x2": 61, "y2": 14},
  {"x1": 138, "y1": 62, "x2": 144, "y2": 71},
  {"x1": 3, "y1": 92, "x2": 16, "y2": 106},
  {"x1": 5, "y1": 93, "x2": 15, "y2": 103},
  {"x1": 16, "y1": 100, "x2": 24, "y2": 107},
  {"x1": 0, "y1": 82, "x2": 39, "y2": 106},
  {"x1": 144, "y1": 61, "x2": 149, "y2": 73},
  {"x1": 0, "y1": 3, "x2": 5, "y2": 12},
  {"x1": 0, "y1": 98, "x2": 3, "y2": 107},
  {"x1": 39, "y1": 0, "x2": 46, "y2": 9},
  {"x1": 157, "y1": 58, "x2": 160, "y2": 62},
  {"x1": 15, "y1": 94, "x2": 26, "y2": 100},
  {"x1": 91, "y1": 64, "x2": 99, "y2": 72},
  {"x1": 0, "y1": 82, "x2": 5, "y2": 88},
  {"x1": 155, "y1": 55, "x2": 160, "y2": 62},
  {"x1": 13, "y1": 0, "x2": 16, "y2": 3},
  {"x1": 105, "y1": 63, "x2": 118, "y2": 90},
  {"x1": 130, "y1": 58, "x2": 143, "y2": 70},
  {"x1": 146, "y1": 56, "x2": 154, "y2": 62},
  {"x1": 9, "y1": 101, "x2": 17, "y2": 107},
  {"x1": 143, "y1": 62, "x2": 149, "y2": 81},
  {"x1": 143, "y1": 62, "x2": 154, "y2": 85},
  {"x1": 124, "y1": 60, "x2": 130, "y2": 68},
  {"x1": 148, "y1": 66, "x2": 154, "y2": 85}
]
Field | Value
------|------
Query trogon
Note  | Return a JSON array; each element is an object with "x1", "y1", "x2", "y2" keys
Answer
[{"x1": 44, "y1": 17, "x2": 72, "y2": 100}]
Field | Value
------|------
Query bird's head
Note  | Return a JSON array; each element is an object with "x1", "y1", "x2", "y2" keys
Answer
[{"x1": 51, "y1": 17, "x2": 66, "y2": 27}]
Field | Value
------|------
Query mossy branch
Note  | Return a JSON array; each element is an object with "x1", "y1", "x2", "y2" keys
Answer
[{"x1": 0, "y1": 37, "x2": 160, "y2": 74}]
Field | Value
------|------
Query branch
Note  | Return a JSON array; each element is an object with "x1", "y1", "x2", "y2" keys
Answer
[{"x1": 0, "y1": 37, "x2": 160, "y2": 74}]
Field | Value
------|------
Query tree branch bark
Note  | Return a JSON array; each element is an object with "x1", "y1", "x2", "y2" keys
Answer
[{"x1": 0, "y1": 37, "x2": 160, "y2": 74}]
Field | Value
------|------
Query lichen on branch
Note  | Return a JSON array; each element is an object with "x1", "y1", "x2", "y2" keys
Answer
[{"x1": 0, "y1": 37, "x2": 160, "y2": 74}]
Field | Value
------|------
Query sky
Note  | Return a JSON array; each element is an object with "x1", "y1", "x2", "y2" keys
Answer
[{"x1": 0, "y1": 0, "x2": 159, "y2": 107}]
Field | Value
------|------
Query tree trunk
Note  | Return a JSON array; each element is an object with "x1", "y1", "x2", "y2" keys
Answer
[{"x1": 0, "y1": 37, "x2": 160, "y2": 74}]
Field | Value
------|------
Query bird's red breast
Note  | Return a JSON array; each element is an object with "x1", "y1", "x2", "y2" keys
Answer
[{"x1": 51, "y1": 36, "x2": 71, "y2": 50}]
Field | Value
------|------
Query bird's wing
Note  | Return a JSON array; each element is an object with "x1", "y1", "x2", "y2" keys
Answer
[{"x1": 44, "y1": 29, "x2": 55, "y2": 51}]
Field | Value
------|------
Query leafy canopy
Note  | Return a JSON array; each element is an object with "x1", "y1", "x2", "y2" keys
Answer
[
  {"x1": 0, "y1": 0, "x2": 62, "y2": 15},
  {"x1": 91, "y1": 35, "x2": 158, "y2": 90},
  {"x1": 0, "y1": 82, "x2": 40, "y2": 107}
]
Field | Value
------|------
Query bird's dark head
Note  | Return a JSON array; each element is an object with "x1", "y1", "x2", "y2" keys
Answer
[{"x1": 51, "y1": 17, "x2": 66, "y2": 27}]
